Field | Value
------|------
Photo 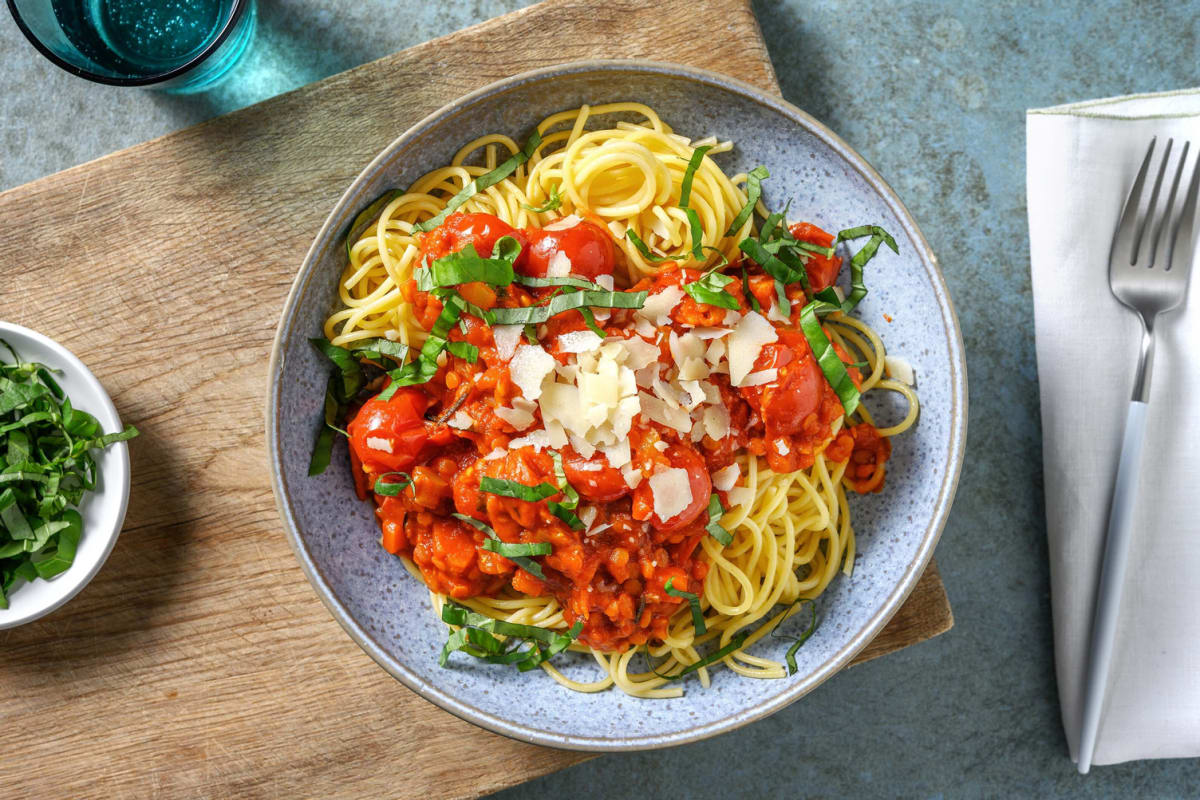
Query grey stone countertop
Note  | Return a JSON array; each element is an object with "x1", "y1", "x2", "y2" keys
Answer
[{"x1": 4, "y1": 0, "x2": 1199, "y2": 796}]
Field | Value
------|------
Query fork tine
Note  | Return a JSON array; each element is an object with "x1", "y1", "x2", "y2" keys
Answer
[
  {"x1": 1113, "y1": 138, "x2": 1158, "y2": 265},
  {"x1": 1148, "y1": 140, "x2": 1190, "y2": 268},
  {"x1": 1132, "y1": 138, "x2": 1173, "y2": 265},
  {"x1": 1167, "y1": 141, "x2": 1200, "y2": 274}
]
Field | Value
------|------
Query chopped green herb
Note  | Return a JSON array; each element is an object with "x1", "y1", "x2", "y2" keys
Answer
[
  {"x1": 489, "y1": 289, "x2": 647, "y2": 326},
  {"x1": 372, "y1": 472, "x2": 414, "y2": 497},
  {"x1": 664, "y1": 577, "x2": 707, "y2": 636},
  {"x1": 625, "y1": 229, "x2": 676, "y2": 263},
  {"x1": 642, "y1": 631, "x2": 751, "y2": 682},
  {"x1": 479, "y1": 476, "x2": 558, "y2": 503},
  {"x1": 439, "y1": 600, "x2": 583, "y2": 671},
  {"x1": 799, "y1": 301, "x2": 860, "y2": 415},
  {"x1": 830, "y1": 225, "x2": 900, "y2": 314},
  {"x1": 522, "y1": 183, "x2": 563, "y2": 213},
  {"x1": 771, "y1": 599, "x2": 819, "y2": 676},
  {"x1": 414, "y1": 237, "x2": 521, "y2": 292},
  {"x1": 0, "y1": 342, "x2": 138, "y2": 607},
  {"x1": 547, "y1": 450, "x2": 584, "y2": 530},
  {"x1": 451, "y1": 513, "x2": 547, "y2": 579},
  {"x1": 412, "y1": 132, "x2": 543, "y2": 233},
  {"x1": 683, "y1": 266, "x2": 739, "y2": 310},
  {"x1": 481, "y1": 538, "x2": 553, "y2": 558},
  {"x1": 513, "y1": 274, "x2": 605, "y2": 291},
  {"x1": 678, "y1": 145, "x2": 712, "y2": 209},
  {"x1": 724, "y1": 166, "x2": 769, "y2": 236},
  {"x1": 740, "y1": 266, "x2": 761, "y2": 312},
  {"x1": 704, "y1": 494, "x2": 733, "y2": 545}
]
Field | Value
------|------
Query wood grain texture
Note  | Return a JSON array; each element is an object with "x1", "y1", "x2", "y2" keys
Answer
[{"x1": 0, "y1": 0, "x2": 950, "y2": 797}]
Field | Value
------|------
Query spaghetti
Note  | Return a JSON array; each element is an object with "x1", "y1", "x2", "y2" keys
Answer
[{"x1": 313, "y1": 103, "x2": 918, "y2": 697}]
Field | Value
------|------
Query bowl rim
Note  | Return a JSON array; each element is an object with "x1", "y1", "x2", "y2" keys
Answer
[
  {"x1": 0, "y1": 321, "x2": 131, "y2": 629},
  {"x1": 266, "y1": 58, "x2": 968, "y2": 752}
]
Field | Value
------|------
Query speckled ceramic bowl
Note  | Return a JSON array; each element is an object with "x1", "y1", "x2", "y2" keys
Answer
[{"x1": 267, "y1": 60, "x2": 967, "y2": 751}]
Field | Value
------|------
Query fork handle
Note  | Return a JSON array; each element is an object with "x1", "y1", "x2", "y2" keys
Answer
[{"x1": 1076, "y1": 399, "x2": 1150, "y2": 773}]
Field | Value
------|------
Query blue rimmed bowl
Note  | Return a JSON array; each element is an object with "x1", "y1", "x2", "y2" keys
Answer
[{"x1": 266, "y1": 60, "x2": 967, "y2": 751}]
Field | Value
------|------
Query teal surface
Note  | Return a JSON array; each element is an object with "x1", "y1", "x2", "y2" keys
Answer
[{"x1": 4, "y1": 0, "x2": 1200, "y2": 795}]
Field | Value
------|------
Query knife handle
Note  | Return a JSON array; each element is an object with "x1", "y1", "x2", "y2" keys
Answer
[{"x1": 1076, "y1": 400, "x2": 1149, "y2": 774}]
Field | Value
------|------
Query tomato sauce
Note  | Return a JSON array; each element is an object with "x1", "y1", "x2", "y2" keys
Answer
[{"x1": 348, "y1": 212, "x2": 889, "y2": 652}]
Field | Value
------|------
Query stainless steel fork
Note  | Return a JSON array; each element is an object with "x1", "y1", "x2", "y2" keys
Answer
[{"x1": 1077, "y1": 138, "x2": 1200, "y2": 774}]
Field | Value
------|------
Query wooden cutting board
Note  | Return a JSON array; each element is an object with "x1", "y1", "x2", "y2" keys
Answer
[{"x1": 0, "y1": 1, "x2": 952, "y2": 797}]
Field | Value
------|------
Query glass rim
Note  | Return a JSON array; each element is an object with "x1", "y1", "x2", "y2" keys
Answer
[{"x1": 6, "y1": 0, "x2": 251, "y2": 87}]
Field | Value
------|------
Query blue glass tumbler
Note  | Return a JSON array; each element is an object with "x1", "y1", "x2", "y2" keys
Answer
[{"x1": 7, "y1": 0, "x2": 256, "y2": 94}]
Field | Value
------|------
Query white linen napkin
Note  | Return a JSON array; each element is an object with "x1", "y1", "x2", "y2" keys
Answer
[{"x1": 1027, "y1": 90, "x2": 1200, "y2": 767}]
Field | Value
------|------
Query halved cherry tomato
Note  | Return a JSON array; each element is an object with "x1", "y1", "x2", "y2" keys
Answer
[
  {"x1": 632, "y1": 443, "x2": 712, "y2": 532},
  {"x1": 562, "y1": 446, "x2": 629, "y2": 503},
  {"x1": 758, "y1": 333, "x2": 824, "y2": 435},
  {"x1": 348, "y1": 387, "x2": 429, "y2": 474},
  {"x1": 419, "y1": 212, "x2": 522, "y2": 264},
  {"x1": 789, "y1": 221, "x2": 842, "y2": 292},
  {"x1": 520, "y1": 220, "x2": 616, "y2": 281}
]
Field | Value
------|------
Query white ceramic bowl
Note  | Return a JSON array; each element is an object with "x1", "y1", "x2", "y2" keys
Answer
[{"x1": 0, "y1": 322, "x2": 131, "y2": 628}]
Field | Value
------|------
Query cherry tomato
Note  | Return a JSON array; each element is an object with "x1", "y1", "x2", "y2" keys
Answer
[
  {"x1": 420, "y1": 212, "x2": 522, "y2": 263},
  {"x1": 788, "y1": 221, "x2": 842, "y2": 292},
  {"x1": 633, "y1": 443, "x2": 712, "y2": 532},
  {"x1": 348, "y1": 388, "x2": 430, "y2": 474},
  {"x1": 758, "y1": 335, "x2": 824, "y2": 435},
  {"x1": 520, "y1": 220, "x2": 616, "y2": 280},
  {"x1": 562, "y1": 446, "x2": 630, "y2": 503}
]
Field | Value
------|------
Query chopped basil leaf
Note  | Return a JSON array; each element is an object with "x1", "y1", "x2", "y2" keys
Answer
[
  {"x1": 445, "y1": 340, "x2": 479, "y2": 363},
  {"x1": 678, "y1": 145, "x2": 712, "y2": 209},
  {"x1": 625, "y1": 229, "x2": 676, "y2": 263},
  {"x1": 642, "y1": 631, "x2": 751, "y2": 682},
  {"x1": 481, "y1": 538, "x2": 553, "y2": 558},
  {"x1": 547, "y1": 451, "x2": 584, "y2": 530},
  {"x1": 830, "y1": 225, "x2": 900, "y2": 314},
  {"x1": 684, "y1": 207, "x2": 705, "y2": 260},
  {"x1": 522, "y1": 183, "x2": 563, "y2": 213},
  {"x1": 683, "y1": 266, "x2": 739, "y2": 310},
  {"x1": 439, "y1": 600, "x2": 583, "y2": 671},
  {"x1": 373, "y1": 471, "x2": 413, "y2": 497},
  {"x1": 771, "y1": 599, "x2": 819, "y2": 676},
  {"x1": 724, "y1": 166, "x2": 769, "y2": 236},
  {"x1": 415, "y1": 237, "x2": 521, "y2": 291},
  {"x1": 451, "y1": 513, "x2": 546, "y2": 579},
  {"x1": 490, "y1": 289, "x2": 647, "y2": 326},
  {"x1": 799, "y1": 301, "x2": 860, "y2": 415},
  {"x1": 524, "y1": 323, "x2": 539, "y2": 343},
  {"x1": 738, "y1": 237, "x2": 805, "y2": 291},
  {"x1": 514, "y1": 274, "x2": 605, "y2": 290},
  {"x1": 379, "y1": 295, "x2": 467, "y2": 398},
  {"x1": 344, "y1": 188, "x2": 402, "y2": 260},
  {"x1": 664, "y1": 576, "x2": 707, "y2": 636},
  {"x1": 0, "y1": 343, "x2": 138, "y2": 606},
  {"x1": 578, "y1": 306, "x2": 606, "y2": 338},
  {"x1": 740, "y1": 267, "x2": 761, "y2": 312},
  {"x1": 412, "y1": 131, "x2": 543, "y2": 233},
  {"x1": 704, "y1": 494, "x2": 733, "y2": 545},
  {"x1": 480, "y1": 476, "x2": 558, "y2": 502}
]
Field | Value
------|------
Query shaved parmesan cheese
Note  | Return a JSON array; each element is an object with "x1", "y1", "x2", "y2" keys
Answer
[
  {"x1": 767, "y1": 300, "x2": 791, "y2": 324},
  {"x1": 741, "y1": 368, "x2": 778, "y2": 387},
  {"x1": 621, "y1": 464, "x2": 643, "y2": 489},
  {"x1": 366, "y1": 437, "x2": 393, "y2": 453},
  {"x1": 484, "y1": 447, "x2": 506, "y2": 461},
  {"x1": 578, "y1": 505, "x2": 598, "y2": 530},
  {"x1": 509, "y1": 429, "x2": 552, "y2": 451},
  {"x1": 728, "y1": 312, "x2": 778, "y2": 386},
  {"x1": 586, "y1": 523, "x2": 612, "y2": 537},
  {"x1": 573, "y1": 460, "x2": 602, "y2": 472},
  {"x1": 510, "y1": 344, "x2": 555, "y2": 401},
  {"x1": 495, "y1": 399, "x2": 536, "y2": 430},
  {"x1": 603, "y1": 439, "x2": 631, "y2": 468},
  {"x1": 712, "y1": 463, "x2": 740, "y2": 492},
  {"x1": 639, "y1": 391, "x2": 692, "y2": 433},
  {"x1": 702, "y1": 405, "x2": 731, "y2": 441},
  {"x1": 692, "y1": 327, "x2": 733, "y2": 340},
  {"x1": 722, "y1": 309, "x2": 743, "y2": 326},
  {"x1": 621, "y1": 337, "x2": 660, "y2": 370},
  {"x1": 652, "y1": 440, "x2": 668, "y2": 452},
  {"x1": 635, "y1": 317, "x2": 657, "y2": 338},
  {"x1": 544, "y1": 214, "x2": 582, "y2": 231},
  {"x1": 649, "y1": 468, "x2": 693, "y2": 521},
  {"x1": 597, "y1": 274, "x2": 615, "y2": 291},
  {"x1": 568, "y1": 431, "x2": 596, "y2": 459},
  {"x1": 384, "y1": 329, "x2": 400, "y2": 341},
  {"x1": 540, "y1": 382, "x2": 588, "y2": 436},
  {"x1": 492, "y1": 324, "x2": 523, "y2": 361},
  {"x1": 677, "y1": 357, "x2": 710, "y2": 381},
  {"x1": 547, "y1": 250, "x2": 572, "y2": 277},
  {"x1": 637, "y1": 286, "x2": 684, "y2": 325},
  {"x1": 775, "y1": 440, "x2": 790, "y2": 456},
  {"x1": 448, "y1": 410, "x2": 473, "y2": 430},
  {"x1": 704, "y1": 339, "x2": 726, "y2": 365},
  {"x1": 885, "y1": 355, "x2": 915, "y2": 385},
  {"x1": 558, "y1": 330, "x2": 604, "y2": 353},
  {"x1": 701, "y1": 382, "x2": 722, "y2": 404},
  {"x1": 678, "y1": 379, "x2": 707, "y2": 410},
  {"x1": 668, "y1": 331, "x2": 705, "y2": 365}
]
